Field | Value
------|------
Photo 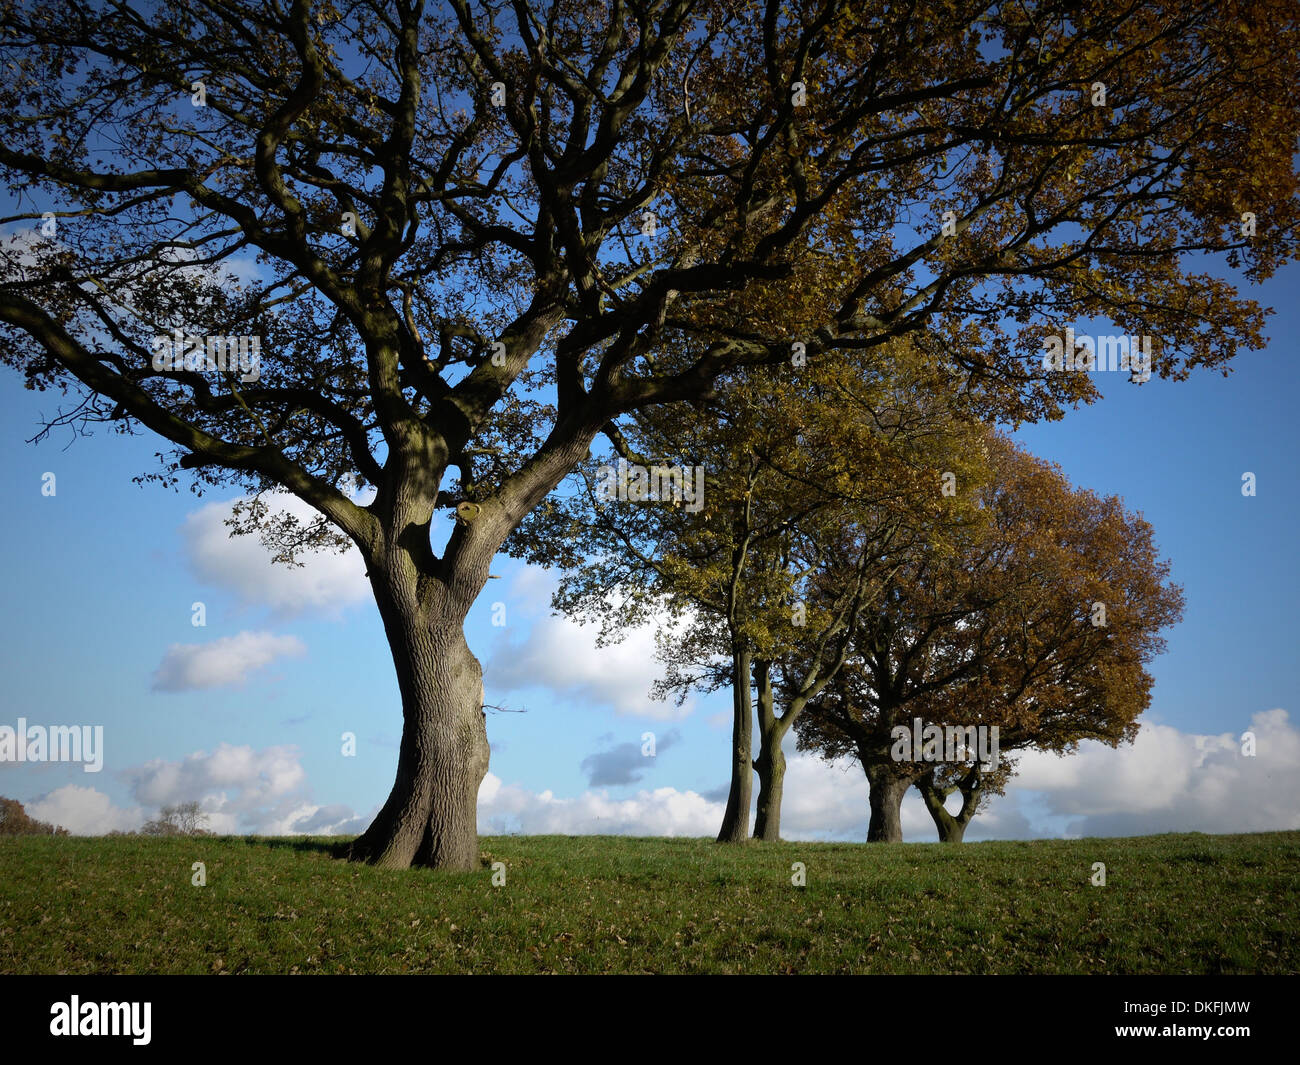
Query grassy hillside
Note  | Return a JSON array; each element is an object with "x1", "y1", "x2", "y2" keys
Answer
[{"x1": 1, "y1": 831, "x2": 1295, "y2": 974}]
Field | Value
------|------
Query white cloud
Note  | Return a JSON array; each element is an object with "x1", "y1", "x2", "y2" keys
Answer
[
  {"x1": 127, "y1": 742, "x2": 306, "y2": 812},
  {"x1": 26, "y1": 785, "x2": 145, "y2": 835},
  {"x1": 151, "y1": 630, "x2": 306, "y2": 691},
  {"x1": 486, "y1": 570, "x2": 697, "y2": 720},
  {"x1": 0, "y1": 226, "x2": 57, "y2": 282},
  {"x1": 267, "y1": 803, "x2": 371, "y2": 836},
  {"x1": 488, "y1": 612, "x2": 694, "y2": 719},
  {"x1": 478, "y1": 772, "x2": 722, "y2": 836},
  {"x1": 182, "y1": 492, "x2": 370, "y2": 617},
  {"x1": 776, "y1": 753, "x2": 872, "y2": 840},
  {"x1": 497, "y1": 564, "x2": 555, "y2": 615},
  {"x1": 475, "y1": 750, "x2": 928, "y2": 842},
  {"x1": 26, "y1": 711, "x2": 1298, "y2": 843},
  {"x1": 772, "y1": 709, "x2": 1300, "y2": 842},
  {"x1": 22, "y1": 745, "x2": 368, "y2": 837},
  {"x1": 115, "y1": 743, "x2": 369, "y2": 836},
  {"x1": 759, "y1": 750, "x2": 944, "y2": 841},
  {"x1": 1004, "y1": 708, "x2": 1300, "y2": 837},
  {"x1": 1, "y1": 230, "x2": 262, "y2": 328}
]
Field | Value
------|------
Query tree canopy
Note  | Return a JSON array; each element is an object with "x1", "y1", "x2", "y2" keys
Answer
[{"x1": 796, "y1": 432, "x2": 1185, "y2": 841}]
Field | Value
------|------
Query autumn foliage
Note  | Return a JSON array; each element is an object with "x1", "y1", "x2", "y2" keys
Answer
[{"x1": 795, "y1": 433, "x2": 1185, "y2": 840}]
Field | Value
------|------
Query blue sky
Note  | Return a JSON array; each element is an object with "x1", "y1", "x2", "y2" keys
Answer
[{"x1": 1, "y1": 238, "x2": 1297, "y2": 842}]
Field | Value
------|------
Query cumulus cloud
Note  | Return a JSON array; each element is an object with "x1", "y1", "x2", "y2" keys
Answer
[
  {"x1": 755, "y1": 750, "x2": 942, "y2": 842},
  {"x1": 151, "y1": 630, "x2": 306, "y2": 691},
  {"x1": 953, "y1": 798, "x2": 1041, "y2": 842},
  {"x1": 484, "y1": 567, "x2": 701, "y2": 720},
  {"x1": 23, "y1": 744, "x2": 368, "y2": 837},
  {"x1": 1006, "y1": 708, "x2": 1300, "y2": 838},
  {"x1": 25, "y1": 791, "x2": 370, "y2": 839},
  {"x1": 488, "y1": 612, "x2": 695, "y2": 720},
  {"x1": 498, "y1": 564, "x2": 555, "y2": 615},
  {"x1": 478, "y1": 772, "x2": 723, "y2": 836},
  {"x1": 182, "y1": 492, "x2": 370, "y2": 617},
  {"x1": 24, "y1": 711, "x2": 1298, "y2": 842},
  {"x1": 478, "y1": 748, "x2": 912, "y2": 841},
  {"x1": 281, "y1": 803, "x2": 371, "y2": 836},
  {"x1": 99, "y1": 743, "x2": 366, "y2": 836},
  {"x1": 776, "y1": 753, "x2": 872, "y2": 840},
  {"x1": 580, "y1": 730, "x2": 681, "y2": 786},
  {"x1": 19, "y1": 749, "x2": 890, "y2": 841},
  {"x1": 768, "y1": 709, "x2": 1300, "y2": 842},
  {"x1": 127, "y1": 741, "x2": 305, "y2": 811},
  {"x1": 0, "y1": 226, "x2": 58, "y2": 282},
  {"x1": 26, "y1": 785, "x2": 145, "y2": 835}
]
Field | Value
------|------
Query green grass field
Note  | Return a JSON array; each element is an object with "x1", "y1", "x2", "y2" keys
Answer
[{"x1": 1, "y1": 831, "x2": 1295, "y2": 974}]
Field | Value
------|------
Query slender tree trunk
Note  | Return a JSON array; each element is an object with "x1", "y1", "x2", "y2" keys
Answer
[
  {"x1": 752, "y1": 660, "x2": 786, "y2": 841},
  {"x1": 752, "y1": 744, "x2": 785, "y2": 841},
  {"x1": 864, "y1": 759, "x2": 913, "y2": 842},
  {"x1": 346, "y1": 546, "x2": 490, "y2": 871},
  {"x1": 716, "y1": 648, "x2": 754, "y2": 842}
]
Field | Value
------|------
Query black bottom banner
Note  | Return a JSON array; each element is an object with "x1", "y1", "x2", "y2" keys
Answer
[{"x1": 2, "y1": 974, "x2": 1292, "y2": 1055}]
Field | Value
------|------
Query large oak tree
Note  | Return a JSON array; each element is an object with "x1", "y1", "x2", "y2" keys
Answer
[{"x1": 0, "y1": 0, "x2": 1294, "y2": 867}]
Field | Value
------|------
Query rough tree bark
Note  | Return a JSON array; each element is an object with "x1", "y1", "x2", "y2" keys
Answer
[
  {"x1": 863, "y1": 754, "x2": 920, "y2": 843},
  {"x1": 345, "y1": 426, "x2": 596, "y2": 869},
  {"x1": 345, "y1": 579, "x2": 489, "y2": 870}
]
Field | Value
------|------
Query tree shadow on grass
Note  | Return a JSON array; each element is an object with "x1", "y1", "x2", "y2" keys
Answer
[{"x1": 232, "y1": 835, "x2": 356, "y2": 859}]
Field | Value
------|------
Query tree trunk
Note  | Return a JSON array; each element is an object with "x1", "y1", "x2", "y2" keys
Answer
[
  {"x1": 940, "y1": 818, "x2": 967, "y2": 844},
  {"x1": 752, "y1": 661, "x2": 786, "y2": 841},
  {"x1": 716, "y1": 648, "x2": 754, "y2": 843},
  {"x1": 341, "y1": 417, "x2": 600, "y2": 870},
  {"x1": 346, "y1": 559, "x2": 490, "y2": 871},
  {"x1": 917, "y1": 766, "x2": 981, "y2": 844},
  {"x1": 752, "y1": 744, "x2": 786, "y2": 841},
  {"x1": 864, "y1": 760, "x2": 912, "y2": 842}
]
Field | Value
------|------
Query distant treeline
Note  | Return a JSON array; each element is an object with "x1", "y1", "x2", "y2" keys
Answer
[
  {"x1": 0, "y1": 797, "x2": 212, "y2": 837},
  {"x1": 0, "y1": 797, "x2": 68, "y2": 836}
]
